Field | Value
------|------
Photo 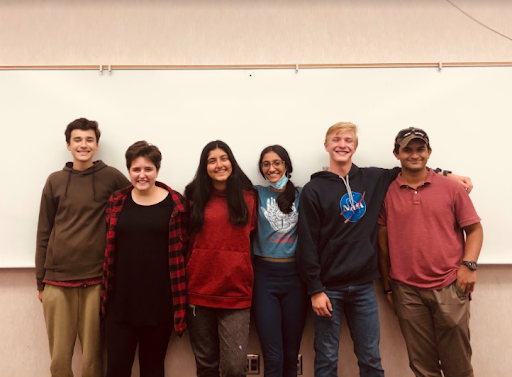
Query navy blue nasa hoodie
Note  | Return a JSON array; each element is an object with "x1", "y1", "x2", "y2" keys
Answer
[{"x1": 297, "y1": 164, "x2": 399, "y2": 296}]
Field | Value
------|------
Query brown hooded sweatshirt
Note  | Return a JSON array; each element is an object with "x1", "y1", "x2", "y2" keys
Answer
[{"x1": 35, "y1": 160, "x2": 129, "y2": 290}]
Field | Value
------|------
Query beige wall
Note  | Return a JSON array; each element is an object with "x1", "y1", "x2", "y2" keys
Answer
[
  {"x1": 1, "y1": 1, "x2": 511, "y2": 376},
  {"x1": 1, "y1": 267, "x2": 511, "y2": 377},
  {"x1": 1, "y1": 0, "x2": 511, "y2": 66}
]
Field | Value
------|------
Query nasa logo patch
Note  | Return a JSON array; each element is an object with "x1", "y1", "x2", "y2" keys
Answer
[{"x1": 339, "y1": 192, "x2": 366, "y2": 223}]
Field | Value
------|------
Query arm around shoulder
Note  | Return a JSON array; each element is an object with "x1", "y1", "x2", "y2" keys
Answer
[{"x1": 443, "y1": 172, "x2": 474, "y2": 194}]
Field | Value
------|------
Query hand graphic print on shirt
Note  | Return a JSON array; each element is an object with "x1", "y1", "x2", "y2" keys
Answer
[{"x1": 261, "y1": 197, "x2": 298, "y2": 243}]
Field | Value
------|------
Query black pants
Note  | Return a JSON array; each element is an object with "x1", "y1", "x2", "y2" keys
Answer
[
  {"x1": 252, "y1": 258, "x2": 308, "y2": 377},
  {"x1": 105, "y1": 314, "x2": 173, "y2": 377}
]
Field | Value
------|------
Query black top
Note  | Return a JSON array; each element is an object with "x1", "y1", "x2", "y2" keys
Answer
[{"x1": 111, "y1": 192, "x2": 173, "y2": 326}]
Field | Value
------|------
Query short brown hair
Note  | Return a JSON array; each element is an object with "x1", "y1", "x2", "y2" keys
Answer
[
  {"x1": 325, "y1": 122, "x2": 359, "y2": 147},
  {"x1": 65, "y1": 118, "x2": 101, "y2": 144},
  {"x1": 125, "y1": 141, "x2": 162, "y2": 171}
]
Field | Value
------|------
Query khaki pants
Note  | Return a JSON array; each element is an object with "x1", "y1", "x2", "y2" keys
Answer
[
  {"x1": 391, "y1": 280, "x2": 473, "y2": 377},
  {"x1": 42, "y1": 284, "x2": 102, "y2": 377}
]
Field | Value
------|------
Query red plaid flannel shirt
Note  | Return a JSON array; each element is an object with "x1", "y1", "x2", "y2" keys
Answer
[{"x1": 101, "y1": 181, "x2": 188, "y2": 335}]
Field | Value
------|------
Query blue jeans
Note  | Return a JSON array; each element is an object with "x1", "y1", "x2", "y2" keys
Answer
[
  {"x1": 253, "y1": 258, "x2": 308, "y2": 377},
  {"x1": 313, "y1": 283, "x2": 384, "y2": 377}
]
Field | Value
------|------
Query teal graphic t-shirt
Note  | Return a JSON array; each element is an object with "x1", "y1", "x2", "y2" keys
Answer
[{"x1": 253, "y1": 185, "x2": 301, "y2": 258}]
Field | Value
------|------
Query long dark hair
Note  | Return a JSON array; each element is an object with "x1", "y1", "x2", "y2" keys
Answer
[
  {"x1": 185, "y1": 140, "x2": 254, "y2": 233},
  {"x1": 258, "y1": 145, "x2": 298, "y2": 214}
]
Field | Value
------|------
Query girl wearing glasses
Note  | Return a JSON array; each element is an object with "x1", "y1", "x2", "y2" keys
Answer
[
  {"x1": 184, "y1": 140, "x2": 257, "y2": 377},
  {"x1": 252, "y1": 145, "x2": 308, "y2": 377}
]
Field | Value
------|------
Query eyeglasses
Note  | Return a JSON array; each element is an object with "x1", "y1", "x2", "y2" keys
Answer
[{"x1": 261, "y1": 160, "x2": 285, "y2": 170}]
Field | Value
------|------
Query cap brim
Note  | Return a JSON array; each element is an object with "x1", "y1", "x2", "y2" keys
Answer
[{"x1": 398, "y1": 135, "x2": 429, "y2": 148}]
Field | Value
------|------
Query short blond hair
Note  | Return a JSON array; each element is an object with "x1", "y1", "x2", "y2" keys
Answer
[{"x1": 325, "y1": 122, "x2": 359, "y2": 147}]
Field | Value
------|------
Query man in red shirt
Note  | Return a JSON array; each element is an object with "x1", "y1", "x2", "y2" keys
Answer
[{"x1": 378, "y1": 127, "x2": 483, "y2": 377}]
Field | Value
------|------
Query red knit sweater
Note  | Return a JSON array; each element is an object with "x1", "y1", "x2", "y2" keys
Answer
[{"x1": 186, "y1": 189, "x2": 257, "y2": 309}]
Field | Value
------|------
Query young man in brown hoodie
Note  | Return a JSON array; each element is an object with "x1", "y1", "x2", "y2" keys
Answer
[{"x1": 35, "y1": 118, "x2": 129, "y2": 377}]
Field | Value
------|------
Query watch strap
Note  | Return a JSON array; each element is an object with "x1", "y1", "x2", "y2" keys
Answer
[{"x1": 461, "y1": 260, "x2": 478, "y2": 271}]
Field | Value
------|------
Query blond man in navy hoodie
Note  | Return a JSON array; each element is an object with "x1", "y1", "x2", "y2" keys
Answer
[{"x1": 36, "y1": 118, "x2": 129, "y2": 377}]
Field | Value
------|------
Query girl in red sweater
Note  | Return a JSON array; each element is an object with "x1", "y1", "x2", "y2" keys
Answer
[{"x1": 185, "y1": 140, "x2": 257, "y2": 377}]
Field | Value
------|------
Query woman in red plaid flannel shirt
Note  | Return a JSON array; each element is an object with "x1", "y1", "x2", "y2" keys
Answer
[{"x1": 101, "y1": 141, "x2": 187, "y2": 377}]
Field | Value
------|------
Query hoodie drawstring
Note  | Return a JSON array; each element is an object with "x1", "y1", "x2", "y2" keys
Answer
[
  {"x1": 64, "y1": 170, "x2": 72, "y2": 198},
  {"x1": 63, "y1": 162, "x2": 99, "y2": 200},
  {"x1": 339, "y1": 174, "x2": 355, "y2": 208}
]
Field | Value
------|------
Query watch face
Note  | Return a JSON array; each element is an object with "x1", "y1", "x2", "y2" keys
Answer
[{"x1": 463, "y1": 261, "x2": 477, "y2": 270}]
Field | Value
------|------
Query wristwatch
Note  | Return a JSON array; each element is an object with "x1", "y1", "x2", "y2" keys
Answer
[{"x1": 461, "y1": 261, "x2": 478, "y2": 271}]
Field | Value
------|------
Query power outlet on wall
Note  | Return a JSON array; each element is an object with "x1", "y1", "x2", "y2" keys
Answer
[
  {"x1": 246, "y1": 353, "x2": 302, "y2": 375},
  {"x1": 247, "y1": 354, "x2": 260, "y2": 375}
]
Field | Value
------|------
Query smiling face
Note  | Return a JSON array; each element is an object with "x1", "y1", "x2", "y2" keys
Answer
[
  {"x1": 129, "y1": 156, "x2": 159, "y2": 192},
  {"x1": 261, "y1": 151, "x2": 286, "y2": 184},
  {"x1": 324, "y1": 130, "x2": 357, "y2": 166},
  {"x1": 66, "y1": 129, "x2": 99, "y2": 170},
  {"x1": 394, "y1": 138, "x2": 431, "y2": 173},
  {"x1": 206, "y1": 148, "x2": 233, "y2": 190}
]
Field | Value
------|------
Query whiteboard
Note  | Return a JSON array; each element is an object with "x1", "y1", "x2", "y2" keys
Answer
[{"x1": 0, "y1": 67, "x2": 509, "y2": 266}]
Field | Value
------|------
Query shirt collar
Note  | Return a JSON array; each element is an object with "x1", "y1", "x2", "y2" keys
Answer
[{"x1": 397, "y1": 168, "x2": 435, "y2": 188}]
